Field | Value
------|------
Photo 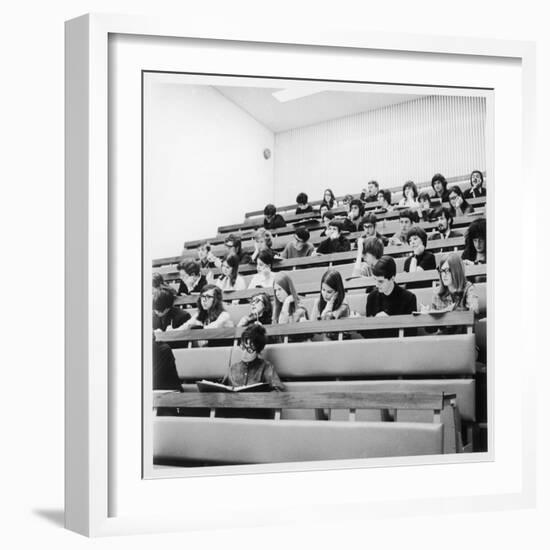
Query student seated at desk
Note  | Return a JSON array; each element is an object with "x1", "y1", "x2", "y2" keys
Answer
[
  {"x1": 272, "y1": 272, "x2": 309, "y2": 324},
  {"x1": 237, "y1": 292, "x2": 273, "y2": 328},
  {"x1": 428, "y1": 206, "x2": 462, "y2": 241},
  {"x1": 404, "y1": 227, "x2": 436, "y2": 272},
  {"x1": 280, "y1": 227, "x2": 314, "y2": 259},
  {"x1": 295, "y1": 192, "x2": 313, "y2": 215},
  {"x1": 311, "y1": 268, "x2": 350, "y2": 321},
  {"x1": 464, "y1": 170, "x2": 486, "y2": 200},
  {"x1": 361, "y1": 180, "x2": 379, "y2": 203},
  {"x1": 316, "y1": 219, "x2": 351, "y2": 255},
  {"x1": 376, "y1": 188, "x2": 394, "y2": 213},
  {"x1": 248, "y1": 249, "x2": 276, "y2": 289},
  {"x1": 177, "y1": 259, "x2": 208, "y2": 296},
  {"x1": 398, "y1": 180, "x2": 420, "y2": 208},
  {"x1": 319, "y1": 210, "x2": 335, "y2": 237},
  {"x1": 208, "y1": 233, "x2": 251, "y2": 266},
  {"x1": 341, "y1": 199, "x2": 365, "y2": 233},
  {"x1": 250, "y1": 227, "x2": 278, "y2": 263},
  {"x1": 221, "y1": 324, "x2": 285, "y2": 392},
  {"x1": 152, "y1": 272, "x2": 175, "y2": 295},
  {"x1": 320, "y1": 188, "x2": 337, "y2": 210},
  {"x1": 366, "y1": 256, "x2": 417, "y2": 318},
  {"x1": 462, "y1": 217, "x2": 486, "y2": 266},
  {"x1": 215, "y1": 253, "x2": 247, "y2": 292},
  {"x1": 263, "y1": 203, "x2": 286, "y2": 230},
  {"x1": 418, "y1": 191, "x2": 434, "y2": 221},
  {"x1": 431, "y1": 173, "x2": 450, "y2": 203},
  {"x1": 196, "y1": 242, "x2": 216, "y2": 273},
  {"x1": 448, "y1": 185, "x2": 474, "y2": 217},
  {"x1": 352, "y1": 236, "x2": 384, "y2": 277},
  {"x1": 388, "y1": 209, "x2": 418, "y2": 246},
  {"x1": 361, "y1": 213, "x2": 388, "y2": 245},
  {"x1": 421, "y1": 253, "x2": 479, "y2": 318},
  {"x1": 180, "y1": 285, "x2": 234, "y2": 330},
  {"x1": 153, "y1": 288, "x2": 190, "y2": 332}
]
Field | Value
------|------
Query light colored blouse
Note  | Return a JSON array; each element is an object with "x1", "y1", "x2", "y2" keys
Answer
[
  {"x1": 248, "y1": 271, "x2": 275, "y2": 289},
  {"x1": 216, "y1": 275, "x2": 246, "y2": 292}
]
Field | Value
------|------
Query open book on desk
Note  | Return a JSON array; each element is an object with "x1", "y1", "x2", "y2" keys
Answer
[{"x1": 197, "y1": 380, "x2": 271, "y2": 393}]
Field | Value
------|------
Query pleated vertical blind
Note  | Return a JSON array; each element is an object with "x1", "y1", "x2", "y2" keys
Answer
[{"x1": 274, "y1": 95, "x2": 486, "y2": 200}]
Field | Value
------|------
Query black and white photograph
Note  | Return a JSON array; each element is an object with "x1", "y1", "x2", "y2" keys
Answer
[{"x1": 146, "y1": 73, "x2": 490, "y2": 472}]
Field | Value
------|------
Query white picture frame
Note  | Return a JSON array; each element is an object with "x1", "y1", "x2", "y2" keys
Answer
[{"x1": 65, "y1": 13, "x2": 536, "y2": 537}]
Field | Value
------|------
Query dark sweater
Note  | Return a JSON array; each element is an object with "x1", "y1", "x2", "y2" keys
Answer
[
  {"x1": 365, "y1": 283, "x2": 417, "y2": 337},
  {"x1": 404, "y1": 250, "x2": 436, "y2": 272},
  {"x1": 178, "y1": 274, "x2": 207, "y2": 296},
  {"x1": 264, "y1": 214, "x2": 286, "y2": 230},
  {"x1": 316, "y1": 235, "x2": 351, "y2": 255},
  {"x1": 295, "y1": 205, "x2": 313, "y2": 215},
  {"x1": 153, "y1": 307, "x2": 190, "y2": 331}
]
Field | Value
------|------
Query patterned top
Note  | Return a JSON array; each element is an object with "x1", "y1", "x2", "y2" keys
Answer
[{"x1": 431, "y1": 282, "x2": 479, "y2": 314}]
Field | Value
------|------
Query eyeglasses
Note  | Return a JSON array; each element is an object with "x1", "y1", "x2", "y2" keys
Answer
[
  {"x1": 200, "y1": 293, "x2": 215, "y2": 301},
  {"x1": 438, "y1": 267, "x2": 451, "y2": 275},
  {"x1": 240, "y1": 342, "x2": 256, "y2": 353}
]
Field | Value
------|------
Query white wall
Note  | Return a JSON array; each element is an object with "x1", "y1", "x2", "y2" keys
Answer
[
  {"x1": 274, "y1": 95, "x2": 486, "y2": 204},
  {"x1": 145, "y1": 82, "x2": 274, "y2": 258}
]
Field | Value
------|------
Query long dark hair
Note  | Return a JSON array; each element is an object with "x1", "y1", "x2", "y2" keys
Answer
[
  {"x1": 317, "y1": 268, "x2": 345, "y2": 314},
  {"x1": 322, "y1": 188, "x2": 336, "y2": 209},
  {"x1": 221, "y1": 253, "x2": 240, "y2": 287},
  {"x1": 196, "y1": 284, "x2": 226, "y2": 324},
  {"x1": 249, "y1": 292, "x2": 273, "y2": 325},
  {"x1": 449, "y1": 185, "x2": 472, "y2": 212},
  {"x1": 462, "y1": 218, "x2": 486, "y2": 262},
  {"x1": 272, "y1": 272, "x2": 302, "y2": 323}
]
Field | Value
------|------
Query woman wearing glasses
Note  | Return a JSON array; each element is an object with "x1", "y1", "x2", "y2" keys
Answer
[
  {"x1": 424, "y1": 252, "x2": 479, "y2": 314},
  {"x1": 238, "y1": 292, "x2": 273, "y2": 328},
  {"x1": 180, "y1": 284, "x2": 234, "y2": 330},
  {"x1": 221, "y1": 324, "x2": 284, "y2": 392}
]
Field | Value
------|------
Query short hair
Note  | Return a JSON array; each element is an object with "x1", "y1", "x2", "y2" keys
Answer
[
  {"x1": 295, "y1": 227, "x2": 310, "y2": 242},
  {"x1": 418, "y1": 191, "x2": 432, "y2": 204},
  {"x1": 402, "y1": 180, "x2": 419, "y2": 199},
  {"x1": 254, "y1": 227, "x2": 273, "y2": 248},
  {"x1": 362, "y1": 213, "x2": 377, "y2": 226},
  {"x1": 152, "y1": 272, "x2": 165, "y2": 289},
  {"x1": 470, "y1": 170, "x2": 484, "y2": 185},
  {"x1": 363, "y1": 236, "x2": 384, "y2": 259},
  {"x1": 263, "y1": 204, "x2": 277, "y2": 217},
  {"x1": 377, "y1": 189, "x2": 392, "y2": 204},
  {"x1": 406, "y1": 226, "x2": 428, "y2": 247},
  {"x1": 296, "y1": 192, "x2": 308, "y2": 205},
  {"x1": 367, "y1": 180, "x2": 379, "y2": 189},
  {"x1": 257, "y1": 248, "x2": 275, "y2": 267},
  {"x1": 372, "y1": 255, "x2": 397, "y2": 280},
  {"x1": 349, "y1": 199, "x2": 365, "y2": 216},
  {"x1": 327, "y1": 219, "x2": 344, "y2": 232},
  {"x1": 398, "y1": 208, "x2": 418, "y2": 223},
  {"x1": 432, "y1": 205, "x2": 454, "y2": 226},
  {"x1": 224, "y1": 234, "x2": 242, "y2": 253},
  {"x1": 153, "y1": 288, "x2": 175, "y2": 311},
  {"x1": 343, "y1": 194, "x2": 354, "y2": 204},
  {"x1": 431, "y1": 173, "x2": 448, "y2": 191},
  {"x1": 322, "y1": 211, "x2": 335, "y2": 222},
  {"x1": 241, "y1": 323, "x2": 268, "y2": 353},
  {"x1": 177, "y1": 258, "x2": 201, "y2": 276}
]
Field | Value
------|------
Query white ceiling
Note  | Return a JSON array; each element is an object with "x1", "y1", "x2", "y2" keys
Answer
[{"x1": 214, "y1": 86, "x2": 424, "y2": 133}]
